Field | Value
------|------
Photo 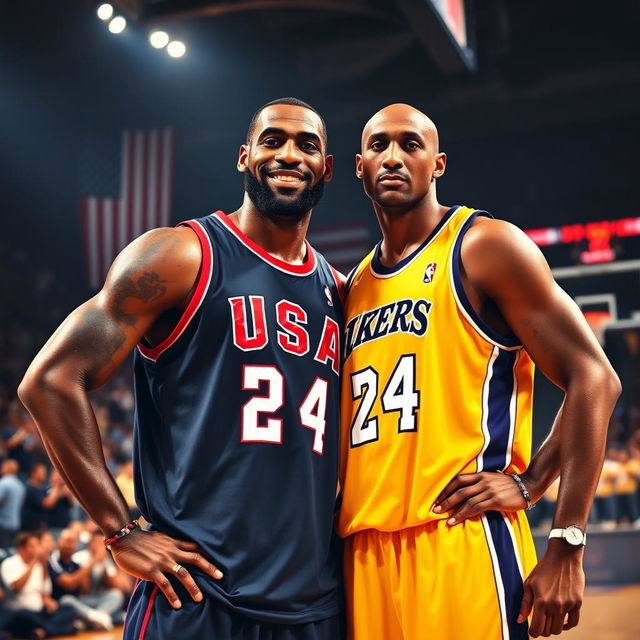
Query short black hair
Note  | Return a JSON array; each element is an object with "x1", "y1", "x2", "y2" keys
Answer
[
  {"x1": 246, "y1": 97, "x2": 327, "y2": 147},
  {"x1": 16, "y1": 531, "x2": 38, "y2": 548}
]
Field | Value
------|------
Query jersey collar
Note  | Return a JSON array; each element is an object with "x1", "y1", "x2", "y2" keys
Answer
[{"x1": 212, "y1": 211, "x2": 318, "y2": 277}]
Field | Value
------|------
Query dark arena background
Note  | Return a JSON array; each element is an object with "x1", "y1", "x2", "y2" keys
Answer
[{"x1": 1, "y1": 1, "x2": 639, "y2": 638}]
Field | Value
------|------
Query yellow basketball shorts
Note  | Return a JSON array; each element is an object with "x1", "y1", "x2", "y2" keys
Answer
[{"x1": 344, "y1": 511, "x2": 537, "y2": 640}]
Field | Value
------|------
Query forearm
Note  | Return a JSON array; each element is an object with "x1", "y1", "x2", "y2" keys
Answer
[
  {"x1": 11, "y1": 563, "x2": 36, "y2": 592},
  {"x1": 552, "y1": 371, "x2": 620, "y2": 528},
  {"x1": 6, "y1": 431, "x2": 26, "y2": 449},
  {"x1": 521, "y1": 403, "x2": 563, "y2": 503},
  {"x1": 57, "y1": 564, "x2": 93, "y2": 591},
  {"x1": 41, "y1": 489, "x2": 60, "y2": 509},
  {"x1": 18, "y1": 374, "x2": 130, "y2": 536}
]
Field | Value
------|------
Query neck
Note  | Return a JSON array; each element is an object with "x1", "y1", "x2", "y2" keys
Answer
[
  {"x1": 374, "y1": 187, "x2": 450, "y2": 268},
  {"x1": 229, "y1": 194, "x2": 311, "y2": 264}
]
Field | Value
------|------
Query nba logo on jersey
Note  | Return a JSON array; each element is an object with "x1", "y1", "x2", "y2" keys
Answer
[
  {"x1": 423, "y1": 262, "x2": 437, "y2": 283},
  {"x1": 324, "y1": 286, "x2": 334, "y2": 306}
]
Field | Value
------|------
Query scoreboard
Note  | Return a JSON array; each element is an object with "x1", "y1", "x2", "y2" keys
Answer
[{"x1": 525, "y1": 216, "x2": 640, "y2": 266}]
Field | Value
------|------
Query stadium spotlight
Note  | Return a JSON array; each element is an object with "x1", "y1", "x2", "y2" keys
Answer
[
  {"x1": 149, "y1": 30, "x2": 170, "y2": 49},
  {"x1": 167, "y1": 40, "x2": 186, "y2": 58},
  {"x1": 97, "y1": 4, "x2": 114, "y2": 21},
  {"x1": 108, "y1": 16, "x2": 127, "y2": 34}
]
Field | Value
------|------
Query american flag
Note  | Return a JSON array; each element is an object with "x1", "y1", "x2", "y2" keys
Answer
[
  {"x1": 308, "y1": 222, "x2": 372, "y2": 276},
  {"x1": 80, "y1": 128, "x2": 175, "y2": 289}
]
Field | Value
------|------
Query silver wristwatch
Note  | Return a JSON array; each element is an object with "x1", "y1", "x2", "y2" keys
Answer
[{"x1": 548, "y1": 525, "x2": 586, "y2": 546}]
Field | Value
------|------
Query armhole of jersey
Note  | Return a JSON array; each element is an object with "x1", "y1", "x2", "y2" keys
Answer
[
  {"x1": 449, "y1": 211, "x2": 522, "y2": 351},
  {"x1": 329, "y1": 265, "x2": 346, "y2": 305},
  {"x1": 345, "y1": 257, "x2": 367, "y2": 295},
  {"x1": 136, "y1": 220, "x2": 214, "y2": 363}
]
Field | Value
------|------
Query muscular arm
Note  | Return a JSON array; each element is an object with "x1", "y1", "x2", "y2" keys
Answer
[
  {"x1": 462, "y1": 219, "x2": 621, "y2": 636},
  {"x1": 18, "y1": 226, "x2": 202, "y2": 536},
  {"x1": 54, "y1": 563, "x2": 93, "y2": 593},
  {"x1": 17, "y1": 227, "x2": 223, "y2": 608},
  {"x1": 462, "y1": 219, "x2": 620, "y2": 527}
]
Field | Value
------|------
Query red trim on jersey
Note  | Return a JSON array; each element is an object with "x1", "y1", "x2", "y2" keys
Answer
[
  {"x1": 329, "y1": 265, "x2": 346, "y2": 305},
  {"x1": 212, "y1": 211, "x2": 317, "y2": 276},
  {"x1": 137, "y1": 585, "x2": 158, "y2": 640},
  {"x1": 136, "y1": 220, "x2": 213, "y2": 362}
]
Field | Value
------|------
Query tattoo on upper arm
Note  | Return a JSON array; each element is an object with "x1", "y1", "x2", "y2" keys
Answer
[
  {"x1": 107, "y1": 231, "x2": 178, "y2": 325},
  {"x1": 109, "y1": 272, "x2": 167, "y2": 326}
]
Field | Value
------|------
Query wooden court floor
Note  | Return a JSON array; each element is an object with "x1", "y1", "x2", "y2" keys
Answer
[{"x1": 46, "y1": 584, "x2": 640, "y2": 640}]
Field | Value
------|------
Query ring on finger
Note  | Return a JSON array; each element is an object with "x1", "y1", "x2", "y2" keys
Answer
[{"x1": 172, "y1": 564, "x2": 183, "y2": 574}]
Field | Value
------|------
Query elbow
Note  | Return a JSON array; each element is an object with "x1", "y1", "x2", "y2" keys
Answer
[
  {"x1": 18, "y1": 365, "x2": 69, "y2": 410},
  {"x1": 17, "y1": 369, "x2": 40, "y2": 410},
  {"x1": 606, "y1": 368, "x2": 622, "y2": 402},
  {"x1": 590, "y1": 362, "x2": 622, "y2": 405}
]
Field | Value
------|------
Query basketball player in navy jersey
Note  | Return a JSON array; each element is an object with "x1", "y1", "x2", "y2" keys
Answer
[{"x1": 19, "y1": 98, "x2": 345, "y2": 639}]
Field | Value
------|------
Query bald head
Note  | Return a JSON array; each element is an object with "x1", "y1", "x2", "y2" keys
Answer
[
  {"x1": 356, "y1": 103, "x2": 446, "y2": 210},
  {"x1": 362, "y1": 103, "x2": 439, "y2": 151}
]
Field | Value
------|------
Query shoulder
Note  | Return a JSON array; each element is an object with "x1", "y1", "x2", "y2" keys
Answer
[
  {"x1": 461, "y1": 216, "x2": 552, "y2": 293},
  {"x1": 99, "y1": 226, "x2": 204, "y2": 314},
  {"x1": 1, "y1": 553, "x2": 22, "y2": 574},
  {"x1": 108, "y1": 226, "x2": 202, "y2": 282},
  {"x1": 463, "y1": 216, "x2": 537, "y2": 258}
]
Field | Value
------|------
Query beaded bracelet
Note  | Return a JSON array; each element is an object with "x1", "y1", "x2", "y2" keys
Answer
[
  {"x1": 104, "y1": 519, "x2": 140, "y2": 550},
  {"x1": 508, "y1": 472, "x2": 535, "y2": 510}
]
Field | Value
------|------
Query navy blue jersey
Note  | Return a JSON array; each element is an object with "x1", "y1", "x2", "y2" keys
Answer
[{"x1": 132, "y1": 211, "x2": 344, "y2": 624}]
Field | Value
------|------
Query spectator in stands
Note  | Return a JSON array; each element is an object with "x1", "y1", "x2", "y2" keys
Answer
[
  {"x1": 46, "y1": 470, "x2": 73, "y2": 537},
  {"x1": 594, "y1": 446, "x2": 620, "y2": 529},
  {"x1": 71, "y1": 529, "x2": 131, "y2": 623},
  {"x1": 614, "y1": 447, "x2": 640, "y2": 525},
  {"x1": 49, "y1": 528, "x2": 118, "y2": 630},
  {"x1": 0, "y1": 584, "x2": 46, "y2": 640},
  {"x1": 630, "y1": 442, "x2": 640, "y2": 525},
  {"x1": 0, "y1": 459, "x2": 25, "y2": 548},
  {"x1": 0, "y1": 531, "x2": 77, "y2": 637},
  {"x1": 0, "y1": 400, "x2": 34, "y2": 476},
  {"x1": 21, "y1": 463, "x2": 53, "y2": 532}
]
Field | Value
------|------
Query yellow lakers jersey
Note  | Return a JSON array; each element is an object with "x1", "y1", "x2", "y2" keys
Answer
[{"x1": 338, "y1": 206, "x2": 535, "y2": 536}]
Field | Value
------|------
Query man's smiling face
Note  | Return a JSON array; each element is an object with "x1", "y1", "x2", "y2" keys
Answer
[{"x1": 238, "y1": 104, "x2": 332, "y2": 219}]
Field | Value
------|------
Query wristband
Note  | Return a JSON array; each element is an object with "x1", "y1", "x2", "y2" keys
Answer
[
  {"x1": 104, "y1": 519, "x2": 140, "y2": 550},
  {"x1": 507, "y1": 472, "x2": 534, "y2": 510}
]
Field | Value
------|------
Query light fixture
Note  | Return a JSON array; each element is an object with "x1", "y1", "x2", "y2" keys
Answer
[
  {"x1": 149, "y1": 30, "x2": 170, "y2": 49},
  {"x1": 97, "y1": 3, "x2": 114, "y2": 21},
  {"x1": 167, "y1": 40, "x2": 186, "y2": 58},
  {"x1": 108, "y1": 16, "x2": 127, "y2": 34}
]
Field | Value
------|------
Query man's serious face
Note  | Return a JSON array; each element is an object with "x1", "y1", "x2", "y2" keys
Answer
[
  {"x1": 239, "y1": 104, "x2": 332, "y2": 220},
  {"x1": 357, "y1": 104, "x2": 445, "y2": 211}
]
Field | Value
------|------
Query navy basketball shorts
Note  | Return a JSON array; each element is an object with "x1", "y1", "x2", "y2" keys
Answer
[{"x1": 124, "y1": 579, "x2": 345, "y2": 640}]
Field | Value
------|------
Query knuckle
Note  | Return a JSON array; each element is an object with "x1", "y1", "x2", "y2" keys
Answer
[
  {"x1": 190, "y1": 584, "x2": 200, "y2": 595},
  {"x1": 191, "y1": 553, "x2": 202, "y2": 563},
  {"x1": 158, "y1": 579, "x2": 170, "y2": 589}
]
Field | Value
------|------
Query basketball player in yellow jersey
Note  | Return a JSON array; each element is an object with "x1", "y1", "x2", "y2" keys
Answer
[{"x1": 338, "y1": 104, "x2": 621, "y2": 639}]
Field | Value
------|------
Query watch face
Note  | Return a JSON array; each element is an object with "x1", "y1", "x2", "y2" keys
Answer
[{"x1": 565, "y1": 526, "x2": 584, "y2": 545}]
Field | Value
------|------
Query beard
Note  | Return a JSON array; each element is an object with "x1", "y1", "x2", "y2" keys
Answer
[{"x1": 244, "y1": 166, "x2": 325, "y2": 220}]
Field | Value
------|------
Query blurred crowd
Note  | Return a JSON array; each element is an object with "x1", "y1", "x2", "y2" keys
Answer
[{"x1": 1, "y1": 244, "x2": 640, "y2": 637}]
